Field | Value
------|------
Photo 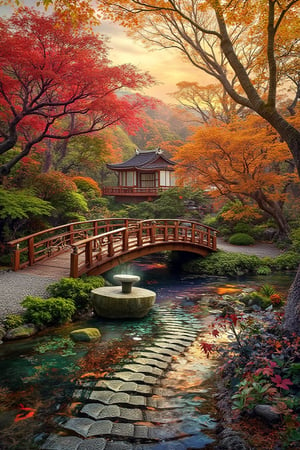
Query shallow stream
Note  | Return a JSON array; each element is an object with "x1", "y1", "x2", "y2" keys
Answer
[{"x1": 0, "y1": 257, "x2": 294, "y2": 449}]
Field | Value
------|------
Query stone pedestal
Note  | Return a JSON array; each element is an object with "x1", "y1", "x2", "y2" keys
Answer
[{"x1": 91, "y1": 285, "x2": 156, "y2": 319}]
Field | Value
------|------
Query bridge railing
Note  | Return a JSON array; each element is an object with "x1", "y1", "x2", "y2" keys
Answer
[
  {"x1": 70, "y1": 219, "x2": 217, "y2": 277},
  {"x1": 7, "y1": 218, "x2": 139, "y2": 271}
]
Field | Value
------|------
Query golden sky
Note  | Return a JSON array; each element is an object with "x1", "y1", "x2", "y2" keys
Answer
[
  {"x1": 0, "y1": 2, "x2": 211, "y2": 103},
  {"x1": 99, "y1": 21, "x2": 211, "y2": 103}
]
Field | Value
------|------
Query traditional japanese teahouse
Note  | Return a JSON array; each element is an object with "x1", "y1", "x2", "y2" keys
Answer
[{"x1": 103, "y1": 148, "x2": 176, "y2": 202}]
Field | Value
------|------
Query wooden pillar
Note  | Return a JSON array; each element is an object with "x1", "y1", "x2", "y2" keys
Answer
[
  {"x1": 28, "y1": 237, "x2": 34, "y2": 266},
  {"x1": 12, "y1": 245, "x2": 20, "y2": 271},
  {"x1": 85, "y1": 241, "x2": 92, "y2": 266},
  {"x1": 69, "y1": 224, "x2": 74, "y2": 245},
  {"x1": 70, "y1": 247, "x2": 79, "y2": 278}
]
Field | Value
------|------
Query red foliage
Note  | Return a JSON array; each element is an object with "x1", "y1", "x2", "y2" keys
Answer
[{"x1": 0, "y1": 8, "x2": 156, "y2": 174}]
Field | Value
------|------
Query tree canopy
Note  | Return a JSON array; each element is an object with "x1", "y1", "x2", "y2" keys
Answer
[{"x1": 0, "y1": 8, "x2": 155, "y2": 176}]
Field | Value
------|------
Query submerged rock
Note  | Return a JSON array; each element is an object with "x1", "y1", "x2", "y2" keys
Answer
[
  {"x1": 4, "y1": 323, "x2": 38, "y2": 340},
  {"x1": 70, "y1": 328, "x2": 101, "y2": 342}
]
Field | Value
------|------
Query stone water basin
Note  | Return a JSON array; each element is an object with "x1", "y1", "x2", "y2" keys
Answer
[{"x1": 91, "y1": 274, "x2": 156, "y2": 319}]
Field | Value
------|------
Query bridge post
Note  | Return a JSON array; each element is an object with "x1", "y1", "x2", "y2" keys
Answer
[
  {"x1": 174, "y1": 221, "x2": 179, "y2": 241},
  {"x1": 108, "y1": 234, "x2": 114, "y2": 257},
  {"x1": 28, "y1": 237, "x2": 34, "y2": 266},
  {"x1": 12, "y1": 244, "x2": 20, "y2": 271},
  {"x1": 150, "y1": 221, "x2": 156, "y2": 243},
  {"x1": 85, "y1": 241, "x2": 92, "y2": 266},
  {"x1": 69, "y1": 224, "x2": 74, "y2": 244},
  {"x1": 70, "y1": 247, "x2": 79, "y2": 278},
  {"x1": 123, "y1": 228, "x2": 128, "y2": 252},
  {"x1": 137, "y1": 223, "x2": 143, "y2": 247}
]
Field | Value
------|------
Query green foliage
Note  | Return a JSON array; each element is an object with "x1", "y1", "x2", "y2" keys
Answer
[
  {"x1": 290, "y1": 228, "x2": 300, "y2": 253},
  {"x1": 0, "y1": 188, "x2": 53, "y2": 221},
  {"x1": 229, "y1": 233, "x2": 255, "y2": 245},
  {"x1": 21, "y1": 296, "x2": 76, "y2": 328},
  {"x1": 271, "y1": 251, "x2": 300, "y2": 271},
  {"x1": 256, "y1": 265, "x2": 272, "y2": 275},
  {"x1": 0, "y1": 187, "x2": 53, "y2": 243},
  {"x1": 260, "y1": 284, "x2": 275, "y2": 297},
  {"x1": 183, "y1": 251, "x2": 260, "y2": 276},
  {"x1": 233, "y1": 223, "x2": 253, "y2": 235},
  {"x1": 3, "y1": 314, "x2": 24, "y2": 329},
  {"x1": 47, "y1": 276, "x2": 105, "y2": 311},
  {"x1": 122, "y1": 187, "x2": 209, "y2": 220}
]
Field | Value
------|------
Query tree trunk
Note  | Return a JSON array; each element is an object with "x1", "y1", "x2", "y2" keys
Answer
[
  {"x1": 251, "y1": 190, "x2": 290, "y2": 238},
  {"x1": 284, "y1": 263, "x2": 300, "y2": 334}
]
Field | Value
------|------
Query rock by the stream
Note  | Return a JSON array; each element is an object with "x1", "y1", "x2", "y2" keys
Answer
[
  {"x1": 0, "y1": 325, "x2": 6, "y2": 343},
  {"x1": 216, "y1": 428, "x2": 253, "y2": 450},
  {"x1": 70, "y1": 328, "x2": 101, "y2": 342},
  {"x1": 254, "y1": 404, "x2": 281, "y2": 424},
  {"x1": 4, "y1": 323, "x2": 38, "y2": 340}
]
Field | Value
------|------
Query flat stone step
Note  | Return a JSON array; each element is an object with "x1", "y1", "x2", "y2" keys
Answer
[
  {"x1": 122, "y1": 364, "x2": 163, "y2": 377},
  {"x1": 132, "y1": 357, "x2": 168, "y2": 370},
  {"x1": 108, "y1": 371, "x2": 157, "y2": 385},
  {"x1": 131, "y1": 351, "x2": 173, "y2": 363},
  {"x1": 151, "y1": 342, "x2": 186, "y2": 352},
  {"x1": 88, "y1": 391, "x2": 147, "y2": 407},
  {"x1": 142, "y1": 346, "x2": 179, "y2": 357},
  {"x1": 93, "y1": 380, "x2": 153, "y2": 395},
  {"x1": 81, "y1": 404, "x2": 143, "y2": 421}
]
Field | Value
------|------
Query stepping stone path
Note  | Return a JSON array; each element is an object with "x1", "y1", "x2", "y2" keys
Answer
[{"x1": 42, "y1": 307, "x2": 216, "y2": 449}]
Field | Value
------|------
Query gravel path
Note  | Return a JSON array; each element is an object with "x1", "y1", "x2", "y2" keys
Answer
[
  {"x1": 0, "y1": 271, "x2": 57, "y2": 320},
  {"x1": 0, "y1": 240, "x2": 284, "y2": 320}
]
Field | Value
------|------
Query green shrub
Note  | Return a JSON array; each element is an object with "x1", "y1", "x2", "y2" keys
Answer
[
  {"x1": 233, "y1": 223, "x2": 252, "y2": 235},
  {"x1": 47, "y1": 276, "x2": 105, "y2": 310},
  {"x1": 256, "y1": 265, "x2": 272, "y2": 275},
  {"x1": 22, "y1": 296, "x2": 76, "y2": 328},
  {"x1": 242, "y1": 291, "x2": 271, "y2": 309},
  {"x1": 229, "y1": 233, "x2": 255, "y2": 245},
  {"x1": 183, "y1": 251, "x2": 260, "y2": 276},
  {"x1": 4, "y1": 314, "x2": 24, "y2": 329},
  {"x1": 291, "y1": 228, "x2": 300, "y2": 253},
  {"x1": 271, "y1": 251, "x2": 300, "y2": 271}
]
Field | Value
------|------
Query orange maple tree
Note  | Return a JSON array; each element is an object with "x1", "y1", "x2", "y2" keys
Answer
[{"x1": 175, "y1": 115, "x2": 297, "y2": 236}]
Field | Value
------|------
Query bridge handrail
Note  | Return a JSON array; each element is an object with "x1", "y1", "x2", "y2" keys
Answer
[
  {"x1": 70, "y1": 219, "x2": 218, "y2": 277},
  {"x1": 7, "y1": 218, "x2": 140, "y2": 270}
]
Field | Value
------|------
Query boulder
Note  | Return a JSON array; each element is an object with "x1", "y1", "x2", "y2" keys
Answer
[
  {"x1": 4, "y1": 324, "x2": 38, "y2": 340},
  {"x1": 254, "y1": 404, "x2": 281, "y2": 424},
  {"x1": 70, "y1": 328, "x2": 101, "y2": 342}
]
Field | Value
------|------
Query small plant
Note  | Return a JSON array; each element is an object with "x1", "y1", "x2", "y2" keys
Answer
[
  {"x1": 47, "y1": 276, "x2": 105, "y2": 311},
  {"x1": 3, "y1": 314, "x2": 24, "y2": 329},
  {"x1": 270, "y1": 294, "x2": 284, "y2": 308},
  {"x1": 22, "y1": 296, "x2": 76, "y2": 328},
  {"x1": 260, "y1": 284, "x2": 275, "y2": 297},
  {"x1": 229, "y1": 233, "x2": 255, "y2": 246},
  {"x1": 256, "y1": 265, "x2": 272, "y2": 275}
]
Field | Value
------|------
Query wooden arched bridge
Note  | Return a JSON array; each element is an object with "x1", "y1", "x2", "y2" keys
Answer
[{"x1": 7, "y1": 218, "x2": 218, "y2": 278}]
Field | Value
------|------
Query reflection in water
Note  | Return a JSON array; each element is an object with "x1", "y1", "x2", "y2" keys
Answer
[{"x1": 0, "y1": 255, "x2": 294, "y2": 449}]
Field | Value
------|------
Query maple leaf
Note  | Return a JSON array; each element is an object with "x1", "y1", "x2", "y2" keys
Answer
[{"x1": 270, "y1": 374, "x2": 293, "y2": 390}]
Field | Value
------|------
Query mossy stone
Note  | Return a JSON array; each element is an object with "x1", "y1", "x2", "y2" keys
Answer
[{"x1": 70, "y1": 328, "x2": 101, "y2": 342}]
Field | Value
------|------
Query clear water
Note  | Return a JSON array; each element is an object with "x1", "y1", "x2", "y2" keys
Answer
[{"x1": 0, "y1": 256, "x2": 294, "y2": 449}]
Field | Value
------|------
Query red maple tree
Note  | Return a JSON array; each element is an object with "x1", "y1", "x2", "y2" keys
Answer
[{"x1": 0, "y1": 8, "x2": 155, "y2": 176}]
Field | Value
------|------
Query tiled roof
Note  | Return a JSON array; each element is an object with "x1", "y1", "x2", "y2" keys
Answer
[{"x1": 107, "y1": 148, "x2": 175, "y2": 170}]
